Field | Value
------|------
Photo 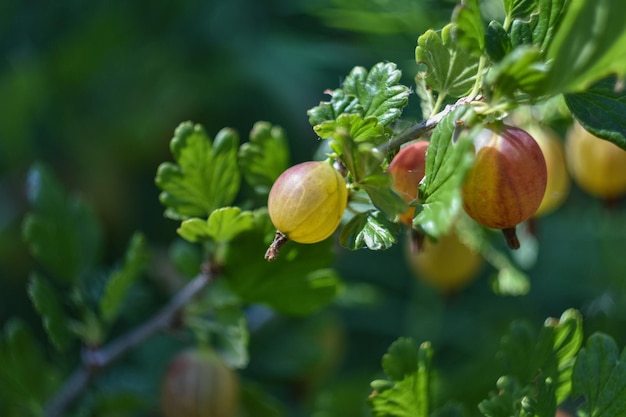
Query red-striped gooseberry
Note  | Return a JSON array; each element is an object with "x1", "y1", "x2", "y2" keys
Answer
[
  {"x1": 387, "y1": 141, "x2": 429, "y2": 225},
  {"x1": 461, "y1": 124, "x2": 547, "y2": 249}
]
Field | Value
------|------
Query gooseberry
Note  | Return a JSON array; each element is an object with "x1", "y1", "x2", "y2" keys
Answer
[
  {"x1": 161, "y1": 348, "x2": 239, "y2": 417},
  {"x1": 525, "y1": 124, "x2": 570, "y2": 217},
  {"x1": 461, "y1": 124, "x2": 547, "y2": 249},
  {"x1": 387, "y1": 141, "x2": 429, "y2": 225},
  {"x1": 266, "y1": 161, "x2": 347, "y2": 260},
  {"x1": 405, "y1": 232, "x2": 483, "y2": 292},
  {"x1": 565, "y1": 120, "x2": 626, "y2": 199}
]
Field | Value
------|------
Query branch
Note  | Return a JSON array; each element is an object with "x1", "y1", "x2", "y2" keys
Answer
[
  {"x1": 376, "y1": 97, "x2": 477, "y2": 155},
  {"x1": 44, "y1": 270, "x2": 213, "y2": 417}
]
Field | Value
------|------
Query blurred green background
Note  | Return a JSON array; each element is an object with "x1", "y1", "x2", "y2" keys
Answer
[{"x1": 2, "y1": 0, "x2": 626, "y2": 416}]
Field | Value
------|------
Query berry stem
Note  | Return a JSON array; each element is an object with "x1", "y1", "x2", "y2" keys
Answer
[
  {"x1": 502, "y1": 227, "x2": 520, "y2": 250},
  {"x1": 265, "y1": 231, "x2": 289, "y2": 261}
]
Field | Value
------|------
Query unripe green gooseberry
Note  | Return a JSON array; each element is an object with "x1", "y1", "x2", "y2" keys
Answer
[
  {"x1": 565, "y1": 120, "x2": 626, "y2": 199},
  {"x1": 461, "y1": 124, "x2": 547, "y2": 248},
  {"x1": 387, "y1": 141, "x2": 429, "y2": 225},
  {"x1": 268, "y1": 161, "x2": 347, "y2": 244},
  {"x1": 161, "y1": 349, "x2": 239, "y2": 417}
]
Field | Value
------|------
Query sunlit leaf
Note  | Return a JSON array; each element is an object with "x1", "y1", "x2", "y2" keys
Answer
[
  {"x1": 155, "y1": 122, "x2": 240, "y2": 220},
  {"x1": 238, "y1": 121, "x2": 290, "y2": 196},
  {"x1": 564, "y1": 76, "x2": 626, "y2": 151},
  {"x1": 177, "y1": 207, "x2": 255, "y2": 243},
  {"x1": 415, "y1": 107, "x2": 473, "y2": 238},
  {"x1": 369, "y1": 338, "x2": 432, "y2": 417},
  {"x1": 415, "y1": 24, "x2": 480, "y2": 97},
  {"x1": 339, "y1": 211, "x2": 400, "y2": 251},
  {"x1": 308, "y1": 63, "x2": 410, "y2": 127}
]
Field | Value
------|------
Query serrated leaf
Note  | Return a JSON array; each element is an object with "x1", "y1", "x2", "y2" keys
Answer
[
  {"x1": 22, "y1": 163, "x2": 102, "y2": 284},
  {"x1": 415, "y1": 24, "x2": 480, "y2": 97},
  {"x1": 500, "y1": 309, "x2": 583, "y2": 404},
  {"x1": 178, "y1": 207, "x2": 255, "y2": 243},
  {"x1": 415, "y1": 107, "x2": 473, "y2": 238},
  {"x1": 481, "y1": 310, "x2": 582, "y2": 417},
  {"x1": 339, "y1": 211, "x2": 400, "y2": 251},
  {"x1": 155, "y1": 122, "x2": 240, "y2": 220},
  {"x1": 238, "y1": 121, "x2": 290, "y2": 195},
  {"x1": 27, "y1": 274, "x2": 74, "y2": 351},
  {"x1": 308, "y1": 89, "x2": 361, "y2": 127},
  {"x1": 223, "y1": 209, "x2": 341, "y2": 315},
  {"x1": 381, "y1": 338, "x2": 421, "y2": 381},
  {"x1": 342, "y1": 62, "x2": 410, "y2": 126},
  {"x1": 564, "y1": 76, "x2": 626, "y2": 151},
  {"x1": 572, "y1": 333, "x2": 626, "y2": 417},
  {"x1": 315, "y1": 113, "x2": 386, "y2": 147},
  {"x1": 100, "y1": 232, "x2": 150, "y2": 324},
  {"x1": 545, "y1": 0, "x2": 626, "y2": 94},
  {"x1": 369, "y1": 339, "x2": 432, "y2": 417},
  {"x1": 308, "y1": 63, "x2": 410, "y2": 127},
  {"x1": 452, "y1": 0, "x2": 485, "y2": 56},
  {"x1": 0, "y1": 319, "x2": 59, "y2": 413}
]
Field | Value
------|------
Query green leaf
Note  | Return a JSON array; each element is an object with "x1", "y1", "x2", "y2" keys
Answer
[
  {"x1": 485, "y1": 46, "x2": 549, "y2": 99},
  {"x1": 500, "y1": 309, "x2": 583, "y2": 403},
  {"x1": 155, "y1": 122, "x2": 240, "y2": 220},
  {"x1": 415, "y1": 24, "x2": 480, "y2": 97},
  {"x1": 360, "y1": 174, "x2": 408, "y2": 220},
  {"x1": 572, "y1": 333, "x2": 626, "y2": 417},
  {"x1": 340, "y1": 211, "x2": 400, "y2": 251},
  {"x1": 223, "y1": 209, "x2": 341, "y2": 315},
  {"x1": 100, "y1": 232, "x2": 150, "y2": 324},
  {"x1": 564, "y1": 76, "x2": 626, "y2": 151},
  {"x1": 308, "y1": 63, "x2": 410, "y2": 127},
  {"x1": 27, "y1": 274, "x2": 74, "y2": 351},
  {"x1": 177, "y1": 207, "x2": 255, "y2": 243},
  {"x1": 452, "y1": 0, "x2": 485, "y2": 56},
  {"x1": 415, "y1": 107, "x2": 474, "y2": 238},
  {"x1": 532, "y1": 0, "x2": 570, "y2": 52},
  {"x1": 22, "y1": 163, "x2": 102, "y2": 284},
  {"x1": 503, "y1": 0, "x2": 537, "y2": 20},
  {"x1": 369, "y1": 339, "x2": 432, "y2": 417},
  {"x1": 342, "y1": 62, "x2": 410, "y2": 126},
  {"x1": 415, "y1": 74, "x2": 435, "y2": 118},
  {"x1": 545, "y1": 0, "x2": 626, "y2": 94},
  {"x1": 238, "y1": 121, "x2": 290, "y2": 196},
  {"x1": 0, "y1": 319, "x2": 59, "y2": 414}
]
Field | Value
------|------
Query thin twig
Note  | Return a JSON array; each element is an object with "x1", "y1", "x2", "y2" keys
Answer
[
  {"x1": 44, "y1": 271, "x2": 212, "y2": 417},
  {"x1": 375, "y1": 97, "x2": 476, "y2": 155}
]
